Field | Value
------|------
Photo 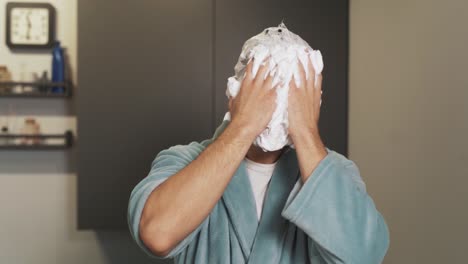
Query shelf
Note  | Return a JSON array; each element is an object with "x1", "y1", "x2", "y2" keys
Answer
[
  {"x1": 0, "y1": 145, "x2": 70, "y2": 150},
  {"x1": 0, "y1": 130, "x2": 74, "y2": 150},
  {"x1": 0, "y1": 81, "x2": 72, "y2": 98}
]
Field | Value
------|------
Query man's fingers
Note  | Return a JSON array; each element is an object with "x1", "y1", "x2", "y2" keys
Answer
[
  {"x1": 266, "y1": 83, "x2": 279, "y2": 99},
  {"x1": 264, "y1": 71, "x2": 274, "y2": 89},
  {"x1": 245, "y1": 58, "x2": 254, "y2": 81},
  {"x1": 316, "y1": 73, "x2": 323, "y2": 90},
  {"x1": 254, "y1": 57, "x2": 270, "y2": 84},
  {"x1": 306, "y1": 56, "x2": 316, "y2": 92},
  {"x1": 263, "y1": 63, "x2": 278, "y2": 88},
  {"x1": 289, "y1": 77, "x2": 297, "y2": 89},
  {"x1": 288, "y1": 77, "x2": 301, "y2": 99},
  {"x1": 228, "y1": 97, "x2": 233, "y2": 111},
  {"x1": 297, "y1": 59, "x2": 307, "y2": 89},
  {"x1": 315, "y1": 74, "x2": 323, "y2": 106}
]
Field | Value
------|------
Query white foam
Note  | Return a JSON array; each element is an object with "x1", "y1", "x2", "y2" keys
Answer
[{"x1": 224, "y1": 22, "x2": 324, "y2": 152}]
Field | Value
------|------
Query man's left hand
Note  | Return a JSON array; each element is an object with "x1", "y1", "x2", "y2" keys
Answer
[{"x1": 287, "y1": 56, "x2": 327, "y2": 181}]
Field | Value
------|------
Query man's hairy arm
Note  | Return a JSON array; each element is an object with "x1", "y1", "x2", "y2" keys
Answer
[
  {"x1": 139, "y1": 58, "x2": 276, "y2": 257},
  {"x1": 139, "y1": 121, "x2": 256, "y2": 256}
]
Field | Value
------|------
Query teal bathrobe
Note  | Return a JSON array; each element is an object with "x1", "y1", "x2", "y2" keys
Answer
[{"x1": 128, "y1": 120, "x2": 390, "y2": 263}]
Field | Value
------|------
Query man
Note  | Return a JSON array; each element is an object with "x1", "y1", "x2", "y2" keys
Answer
[{"x1": 128, "y1": 56, "x2": 390, "y2": 263}]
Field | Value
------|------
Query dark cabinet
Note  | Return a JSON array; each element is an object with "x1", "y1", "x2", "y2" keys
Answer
[
  {"x1": 78, "y1": 0, "x2": 348, "y2": 229},
  {"x1": 77, "y1": 0, "x2": 214, "y2": 229}
]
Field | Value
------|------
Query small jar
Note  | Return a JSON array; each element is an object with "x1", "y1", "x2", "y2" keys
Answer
[{"x1": 20, "y1": 118, "x2": 42, "y2": 145}]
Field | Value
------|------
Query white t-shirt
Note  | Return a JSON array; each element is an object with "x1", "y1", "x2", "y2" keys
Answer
[{"x1": 244, "y1": 157, "x2": 278, "y2": 221}]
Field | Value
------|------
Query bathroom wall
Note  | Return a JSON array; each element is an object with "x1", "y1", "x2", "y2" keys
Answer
[
  {"x1": 349, "y1": 0, "x2": 468, "y2": 263},
  {"x1": 0, "y1": 0, "x2": 157, "y2": 263}
]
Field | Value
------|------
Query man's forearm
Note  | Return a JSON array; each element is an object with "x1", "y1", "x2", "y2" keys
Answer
[
  {"x1": 139, "y1": 120, "x2": 256, "y2": 255},
  {"x1": 291, "y1": 127, "x2": 327, "y2": 183}
]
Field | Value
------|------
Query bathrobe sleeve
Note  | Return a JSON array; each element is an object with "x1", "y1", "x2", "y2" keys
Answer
[
  {"x1": 127, "y1": 143, "x2": 207, "y2": 259},
  {"x1": 281, "y1": 151, "x2": 390, "y2": 264}
]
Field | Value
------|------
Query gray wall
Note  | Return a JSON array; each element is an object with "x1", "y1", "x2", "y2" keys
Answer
[{"x1": 349, "y1": 0, "x2": 468, "y2": 263}]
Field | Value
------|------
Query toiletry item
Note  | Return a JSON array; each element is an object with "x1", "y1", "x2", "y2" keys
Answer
[
  {"x1": 0, "y1": 126, "x2": 10, "y2": 145},
  {"x1": 0, "y1": 66, "x2": 12, "y2": 94},
  {"x1": 37, "y1": 71, "x2": 49, "y2": 93},
  {"x1": 33, "y1": 121, "x2": 42, "y2": 144},
  {"x1": 51, "y1": 41, "x2": 65, "y2": 93},
  {"x1": 19, "y1": 118, "x2": 42, "y2": 145},
  {"x1": 12, "y1": 85, "x2": 23, "y2": 94},
  {"x1": 0, "y1": 66, "x2": 12, "y2": 81}
]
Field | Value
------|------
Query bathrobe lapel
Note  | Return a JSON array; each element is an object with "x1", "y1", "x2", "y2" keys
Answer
[
  {"x1": 222, "y1": 147, "x2": 299, "y2": 263},
  {"x1": 212, "y1": 120, "x2": 300, "y2": 262},
  {"x1": 222, "y1": 159, "x2": 259, "y2": 260},
  {"x1": 212, "y1": 120, "x2": 259, "y2": 259},
  {"x1": 247, "y1": 147, "x2": 299, "y2": 263}
]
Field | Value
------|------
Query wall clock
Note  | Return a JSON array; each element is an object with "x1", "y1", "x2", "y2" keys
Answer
[{"x1": 6, "y1": 2, "x2": 56, "y2": 49}]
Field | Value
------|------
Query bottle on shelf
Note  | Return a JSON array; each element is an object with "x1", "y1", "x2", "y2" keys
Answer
[
  {"x1": 0, "y1": 65, "x2": 12, "y2": 94},
  {"x1": 52, "y1": 41, "x2": 65, "y2": 94}
]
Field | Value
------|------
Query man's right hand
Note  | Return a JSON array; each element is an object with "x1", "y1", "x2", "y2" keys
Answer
[
  {"x1": 138, "y1": 58, "x2": 279, "y2": 258},
  {"x1": 229, "y1": 57, "x2": 278, "y2": 138}
]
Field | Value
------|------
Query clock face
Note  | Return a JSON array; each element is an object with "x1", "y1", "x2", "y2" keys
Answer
[
  {"x1": 6, "y1": 3, "x2": 55, "y2": 49},
  {"x1": 10, "y1": 8, "x2": 50, "y2": 45}
]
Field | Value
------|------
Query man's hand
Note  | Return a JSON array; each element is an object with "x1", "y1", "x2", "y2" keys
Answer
[
  {"x1": 229, "y1": 57, "x2": 278, "y2": 139},
  {"x1": 287, "y1": 57, "x2": 327, "y2": 182},
  {"x1": 287, "y1": 56, "x2": 322, "y2": 138}
]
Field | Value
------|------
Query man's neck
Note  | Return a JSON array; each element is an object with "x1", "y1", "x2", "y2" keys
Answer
[{"x1": 245, "y1": 144, "x2": 286, "y2": 164}]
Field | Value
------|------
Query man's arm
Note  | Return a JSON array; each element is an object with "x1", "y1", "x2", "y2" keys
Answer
[
  {"x1": 282, "y1": 146, "x2": 390, "y2": 263},
  {"x1": 139, "y1": 120, "x2": 255, "y2": 256},
  {"x1": 139, "y1": 58, "x2": 277, "y2": 257},
  {"x1": 285, "y1": 57, "x2": 389, "y2": 263},
  {"x1": 287, "y1": 129, "x2": 389, "y2": 263}
]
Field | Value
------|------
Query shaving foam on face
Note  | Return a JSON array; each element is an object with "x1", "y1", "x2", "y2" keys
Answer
[{"x1": 224, "y1": 22, "x2": 324, "y2": 152}]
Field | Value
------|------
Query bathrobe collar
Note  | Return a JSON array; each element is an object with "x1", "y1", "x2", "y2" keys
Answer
[{"x1": 211, "y1": 120, "x2": 300, "y2": 261}]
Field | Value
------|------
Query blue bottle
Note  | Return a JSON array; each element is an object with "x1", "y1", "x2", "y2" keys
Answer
[{"x1": 51, "y1": 41, "x2": 65, "y2": 94}]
